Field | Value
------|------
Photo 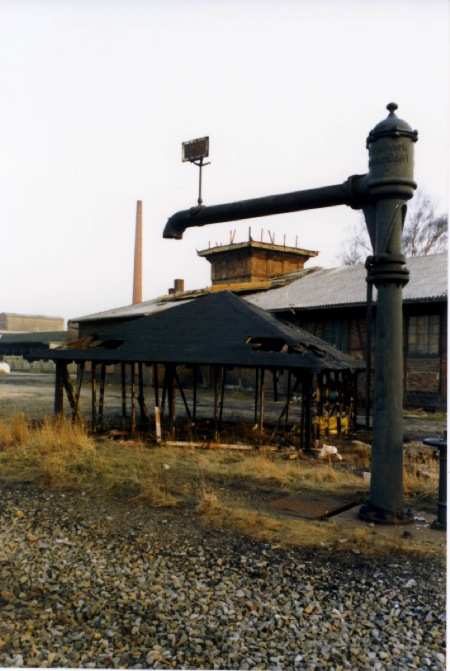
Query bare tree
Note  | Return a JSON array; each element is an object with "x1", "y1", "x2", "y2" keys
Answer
[
  {"x1": 337, "y1": 220, "x2": 371, "y2": 265},
  {"x1": 402, "y1": 190, "x2": 448, "y2": 256},
  {"x1": 337, "y1": 189, "x2": 448, "y2": 265}
]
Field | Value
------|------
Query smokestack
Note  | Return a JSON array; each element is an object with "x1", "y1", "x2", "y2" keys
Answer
[{"x1": 133, "y1": 200, "x2": 143, "y2": 304}]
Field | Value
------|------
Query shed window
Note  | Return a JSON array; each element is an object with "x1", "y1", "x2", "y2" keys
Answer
[
  {"x1": 323, "y1": 320, "x2": 349, "y2": 353},
  {"x1": 408, "y1": 314, "x2": 440, "y2": 355}
]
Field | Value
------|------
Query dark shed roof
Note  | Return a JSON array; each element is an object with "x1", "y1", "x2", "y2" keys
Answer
[{"x1": 35, "y1": 292, "x2": 364, "y2": 372}]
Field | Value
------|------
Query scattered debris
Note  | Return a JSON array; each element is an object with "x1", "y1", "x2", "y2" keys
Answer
[
  {"x1": 318, "y1": 444, "x2": 343, "y2": 461},
  {"x1": 165, "y1": 440, "x2": 254, "y2": 450}
]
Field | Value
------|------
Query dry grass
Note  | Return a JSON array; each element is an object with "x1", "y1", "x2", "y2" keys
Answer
[
  {"x1": 195, "y1": 499, "x2": 441, "y2": 558},
  {"x1": 0, "y1": 414, "x2": 443, "y2": 558}
]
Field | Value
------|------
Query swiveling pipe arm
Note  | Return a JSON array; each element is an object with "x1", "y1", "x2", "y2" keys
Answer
[{"x1": 163, "y1": 179, "x2": 365, "y2": 240}]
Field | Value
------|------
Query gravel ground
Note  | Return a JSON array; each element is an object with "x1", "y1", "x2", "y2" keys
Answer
[{"x1": 0, "y1": 485, "x2": 446, "y2": 670}]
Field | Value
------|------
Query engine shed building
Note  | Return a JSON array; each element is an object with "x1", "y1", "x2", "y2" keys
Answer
[
  {"x1": 31, "y1": 291, "x2": 365, "y2": 448},
  {"x1": 69, "y1": 244, "x2": 447, "y2": 412}
]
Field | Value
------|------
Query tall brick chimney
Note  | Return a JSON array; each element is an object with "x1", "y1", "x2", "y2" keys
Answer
[{"x1": 133, "y1": 200, "x2": 143, "y2": 304}]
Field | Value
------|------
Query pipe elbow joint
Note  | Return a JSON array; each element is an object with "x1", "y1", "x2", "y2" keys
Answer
[{"x1": 345, "y1": 174, "x2": 370, "y2": 210}]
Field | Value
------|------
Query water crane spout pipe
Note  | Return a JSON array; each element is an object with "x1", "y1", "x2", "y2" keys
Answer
[{"x1": 163, "y1": 181, "x2": 364, "y2": 240}]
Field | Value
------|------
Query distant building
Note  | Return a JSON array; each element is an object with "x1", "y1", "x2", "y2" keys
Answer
[
  {"x1": 0, "y1": 313, "x2": 64, "y2": 333},
  {"x1": 0, "y1": 313, "x2": 72, "y2": 371}
]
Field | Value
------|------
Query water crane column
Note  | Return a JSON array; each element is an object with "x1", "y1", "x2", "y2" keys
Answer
[
  {"x1": 359, "y1": 103, "x2": 418, "y2": 522},
  {"x1": 163, "y1": 104, "x2": 418, "y2": 523}
]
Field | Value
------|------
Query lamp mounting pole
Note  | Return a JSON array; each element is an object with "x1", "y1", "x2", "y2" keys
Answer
[{"x1": 181, "y1": 136, "x2": 210, "y2": 207}]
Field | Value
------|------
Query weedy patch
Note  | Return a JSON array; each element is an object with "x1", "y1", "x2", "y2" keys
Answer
[{"x1": 0, "y1": 414, "x2": 443, "y2": 558}]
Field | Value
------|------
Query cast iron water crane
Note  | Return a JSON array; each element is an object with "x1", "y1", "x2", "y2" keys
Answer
[{"x1": 163, "y1": 103, "x2": 418, "y2": 524}]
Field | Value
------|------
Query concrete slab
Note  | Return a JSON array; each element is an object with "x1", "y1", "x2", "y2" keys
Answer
[{"x1": 330, "y1": 504, "x2": 446, "y2": 548}]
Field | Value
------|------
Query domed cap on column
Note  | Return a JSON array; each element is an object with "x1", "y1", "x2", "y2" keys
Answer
[{"x1": 366, "y1": 103, "x2": 418, "y2": 148}]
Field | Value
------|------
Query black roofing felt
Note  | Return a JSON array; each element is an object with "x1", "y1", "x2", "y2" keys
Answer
[{"x1": 40, "y1": 292, "x2": 364, "y2": 372}]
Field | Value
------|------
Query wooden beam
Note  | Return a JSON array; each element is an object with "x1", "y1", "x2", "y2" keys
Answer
[{"x1": 165, "y1": 440, "x2": 254, "y2": 451}]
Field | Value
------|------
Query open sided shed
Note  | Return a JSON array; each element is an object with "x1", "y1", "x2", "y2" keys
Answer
[{"x1": 30, "y1": 292, "x2": 365, "y2": 447}]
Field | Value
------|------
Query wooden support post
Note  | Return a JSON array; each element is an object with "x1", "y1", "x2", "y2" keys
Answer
[
  {"x1": 163, "y1": 365, "x2": 176, "y2": 437},
  {"x1": 75, "y1": 361, "x2": 85, "y2": 405},
  {"x1": 254, "y1": 368, "x2": 259, "y2": 425},
  {"x1": 259, "y1": 368, "x2": 265, "y2": 442},
  {"x1": 62, "y1": 363, "x2": 82, "y2": 424},
  {"x1": 272, "y1": 370, "x2": 278, "y2": 402},
  {"x1": 98, "y1": 364, "x2": 106, "y2": 429},
  {"x1": 54, "y1": 361, "x2": 64, "y2": 416},
  {"x1": 91, "y1": 363, "x2": 97, "y2": 432},
  {"x1": 313, "y1": 375, "x2": 319, "y2": 444},
  {"x1": 211, "y1": 366, "x2": 221, "y2": 439},
  {"x1": 219, "y1": 366, "x2": 226, "y2": 423},
  {"x1": 161, "y1": 366, "x2": 169, "y2": 417},
  {"x1": 153, "y1": 364, "x2": 159, "y2": 408},
  {"x1": 336, "y1": 372, "x2": 342, "y2": 434},
  {"x1": 174, "y1": 369, "x2": 192, "y2": 421},
  {"x1": 300, "y1": 376, "x2": 305, "y2": 450},
  {"x1": 193, "y1": 366, "x2": 198, "y2": 422},
  {"x1": 212, "y1": 366, "x2": 219, "y2": 424},
  {"x1": 304, "y1": 372, "x2": 313, "y2": 451},
  {"x1": 285, "y1": 371, "x2": 291, "y2": 427},
  {"x1": 121, "y1": 363, "x2": 127, "y2": 429},
  {"x1": 268, "y1": 374, "x2": 301, "y2": 444},
  {"x1": 138, "y1": 363, "x2": 150, "y2": 429},
  {"x1": 130, "y1": 363, "x2": 136, "y2": 434},
  {"x1": 169, "y1": 366, "x2": 176, "y2": 438},
  {"x1": 154, "y1": 405, "x2": 162, "y2": 444},
  {"x1": 349, "y1": 372, "x2": 357, "y2": 432}
]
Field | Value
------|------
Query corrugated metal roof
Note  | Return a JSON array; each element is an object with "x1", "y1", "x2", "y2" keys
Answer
[
  {"x1": 37, "y1": 292, "x2": 364, "y2": 372},
  {"x1": 246, "y1": 253, "x2": 447, "y2": 311}
]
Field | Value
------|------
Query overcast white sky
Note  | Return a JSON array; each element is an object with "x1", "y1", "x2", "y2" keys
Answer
[{"x1": 0, "y1": 0, "x2": 448, "y2": 324}]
